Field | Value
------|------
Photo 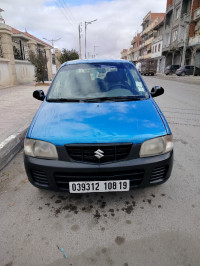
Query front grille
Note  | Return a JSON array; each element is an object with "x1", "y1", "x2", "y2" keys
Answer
[
  {"x1": 66, "y1": 143, "x2": 132, "y2": 163},
  {"x1": 31, "y1": 169, "x2": 49, "y2": 187},
  {"x1": 54, "y1": 169, "x2": 144, "y2": 190},
  {"x1": 150, "y1": 166, "x2": 168, "y2": 183}
]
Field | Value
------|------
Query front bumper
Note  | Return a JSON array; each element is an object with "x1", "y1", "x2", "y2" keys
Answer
[{"x1": 24, "y1": 151, "x2": 173, "y2": 192}]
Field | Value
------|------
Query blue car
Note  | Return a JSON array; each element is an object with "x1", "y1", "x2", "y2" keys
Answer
[{"x1": 24, "y1": 59, "x2": 173, "y2": 193}]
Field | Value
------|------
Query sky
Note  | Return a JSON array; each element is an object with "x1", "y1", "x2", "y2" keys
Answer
[{"x1": 0, "y1": 0, "x2": 167, "y2": 59}]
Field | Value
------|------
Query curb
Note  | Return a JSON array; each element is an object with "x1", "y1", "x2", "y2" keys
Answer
[
  {"x1": 151, "y1": 74, "x2": 200, "y2": 85},
  {"x1": 0, "y1": 125, "x2": 28, "y2": 172}
]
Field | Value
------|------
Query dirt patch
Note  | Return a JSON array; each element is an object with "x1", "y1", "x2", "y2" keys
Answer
[
  {"x1": 115, "y1": 236, "x2": 125, "y2": 245},
  {"x1": 71, "y1": 224, "x2": 80, "y2": 231}
]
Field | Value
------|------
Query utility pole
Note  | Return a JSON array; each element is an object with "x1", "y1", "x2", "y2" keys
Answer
[
  {"x1": 181, "y1": 21, "x2": 190, "y2": 66},
  {"x1": 93, "y1": 45, "x2": 99, "y2": 59},
  {"x1": 85, "y1": 19, "x2": 97, "y2": 59},
  {"x1": 78, "y1": 23, "x2": 82, "y2": 59},
  {"x1": 43, "y1": 37, "x2": 61, "y2": 48}
]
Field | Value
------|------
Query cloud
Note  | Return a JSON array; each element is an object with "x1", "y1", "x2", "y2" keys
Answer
[{"x1": 1, "y1": 0, "x2": 166, "y2": 59}]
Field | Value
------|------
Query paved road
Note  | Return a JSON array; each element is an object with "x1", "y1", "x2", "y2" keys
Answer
[
  {"x1": 0, "y1": 84, "x2": 48, "y2": 143},
  {"x1": 0, "y1": 77, "x2": 200, "y2": 266}
]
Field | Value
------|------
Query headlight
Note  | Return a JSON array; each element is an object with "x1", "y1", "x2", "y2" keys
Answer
[
  {"x1": 24, "y1": 138, "x2": 58, "y2": 160},
  {"x1": 140, "y1": 135, "x2": 173, "y2": 158}
]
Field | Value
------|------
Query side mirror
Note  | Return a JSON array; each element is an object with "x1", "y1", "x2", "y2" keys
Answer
[
  {"x1": 151, "y1": 86, "x2": 164, "y2": 98},
  {"x1": 33, "y1": 90, "x2": 45, "y2": 101}
]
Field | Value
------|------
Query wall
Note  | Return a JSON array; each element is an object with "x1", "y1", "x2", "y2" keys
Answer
[
  {"x1": 152, "y1": 40, "x2": 163, "y2": 58},
  {"x1": 15, "y1": 60, "x2": 35, "y2": 84},
  {"x1": 0, "y1": 59, "x2": 10, "y2": 87},
  {"x1": 52, "y1": 64, "x2": 57, "y2": 75}
]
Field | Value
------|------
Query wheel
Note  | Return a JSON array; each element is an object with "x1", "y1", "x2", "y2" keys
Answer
[{"x1": 181, "y1": 72, "x2": 186, "y2": 76}]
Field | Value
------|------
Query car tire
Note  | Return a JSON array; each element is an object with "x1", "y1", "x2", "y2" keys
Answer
[{"x1": 181, "y1": 72, "x2": 186, "y2": 76}]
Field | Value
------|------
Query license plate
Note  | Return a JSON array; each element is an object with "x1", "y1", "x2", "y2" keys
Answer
[{"x1": 69, "y1": 180, "x2": 130, "y2": 193}]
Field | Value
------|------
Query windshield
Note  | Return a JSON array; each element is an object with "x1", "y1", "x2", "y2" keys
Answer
[{"x1": 47, "y1": 62, "x2": 149, "y2": 102}]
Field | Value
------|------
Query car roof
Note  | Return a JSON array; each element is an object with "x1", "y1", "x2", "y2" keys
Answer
[{"x1": 61, "y1": 59, "x2": 133, "y2": 67}]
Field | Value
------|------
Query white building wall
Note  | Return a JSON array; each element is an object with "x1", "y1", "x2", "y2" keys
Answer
[
  {"x1": 152, "y1": 40, "x2": 163, "y2": 58},
  {"x1": 15, "y1": 60, "x2": 35, "y2": 84},
  {"x1": 52, "y1": 64, "x2": 57, "y2": 75},
  {"x1": 0, "y1": 59, "x2": 10, "y2": 87}
]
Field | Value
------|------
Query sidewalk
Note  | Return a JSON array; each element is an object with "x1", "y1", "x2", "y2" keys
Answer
[
  {"x1": 0, "y1": 83, "x2": 48, "y2": 171},
  {"x1": 152, "y1": 73, "x2": 200, "y2": 85}
]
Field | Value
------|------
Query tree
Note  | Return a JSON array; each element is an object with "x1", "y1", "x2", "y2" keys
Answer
[
  {"x1": 29, "y1": 50, "x2": 48, "y2": 83},
  {"x1": 58, "y1": 49, "x2": 79, "y2": 64}
]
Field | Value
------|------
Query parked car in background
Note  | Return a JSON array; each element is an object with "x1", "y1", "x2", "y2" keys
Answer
[
  {"x1": 164, "y1": 65, "x2": 180, "y2": 75},
  {"x1": 24, "y1": 59, "x2": 173, "y2": 193},
  {"x1": 176, "y1": 65, "x2": 200, "y2": 76}
]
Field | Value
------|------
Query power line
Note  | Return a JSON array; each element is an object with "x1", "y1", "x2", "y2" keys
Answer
[
  {"x1": 62, "y1": 0, "x2": 78, "y2": 26},
  {"x1": 54, "y1": 0, "x2": 78, "y2": 36},
  {"x1": 57, "y1": 0, "x2": 77, "y2": 33}
]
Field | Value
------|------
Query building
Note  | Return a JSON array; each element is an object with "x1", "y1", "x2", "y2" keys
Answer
[
  {"x1": 139, "y1": 12, "x2": 165, "y2": 61},
  {"x1": 162, "y1": 0, "x2": 197, "y2": 67},
  {"x1": 131, "y1": 33, "x2": 142, "y2": 63},
  {"x1": 0, "y1": 10, "x2": 56, "y2": 87},
  {"x1": 151, "y1": 18, "x2": 166, "y2": 73},
  {"x1": 126, "y1": 47, "x2": 134, "y2": 61},
  {"x1": 120, "y1": 49, "x2": 128, "y2": 60},
  {"x1": 188, "y1": 0, "x2": 200, "y2": 68}
]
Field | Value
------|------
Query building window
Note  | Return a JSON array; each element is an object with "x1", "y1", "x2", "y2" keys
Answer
[
  {"x1": 172, "y1": 30, "x2": 178, "y2": 42},
  {"x1": 176, "y1": 7, "x2": 181, "y2": 19},
  {"x1": 158, "y1": 44, "x2": 161, "y2": 52},
  {"x1": 155, "y1": 45, "x2": 157, "y2": 53}
]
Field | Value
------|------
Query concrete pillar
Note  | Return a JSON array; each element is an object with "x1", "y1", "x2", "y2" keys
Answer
[
  {"x1": 27, "y1": 40, "x2": 37, "y2": 53},
  {"x1": 44, "y1": 46, "x2": 53, "y2": 81},
  {"x1": 191, "y1": 47, "x2": 196, "y2": 66},
  {"x1": 54, "y1": 48, "x2": 61, "y2": 70},
  {"x1": 172, "y1": 51, "x2": 175, "y2": 65},
  {"x1": 0, "y1": 23, "x2": 17, "y2": 85}
]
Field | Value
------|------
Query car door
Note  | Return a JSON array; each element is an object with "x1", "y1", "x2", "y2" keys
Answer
[
  {"x1": 190, "y1": 66, "x2": 194, "y2": 75},
  {"x1": 185, "y1": 66, "x2": 190, "y2": 75}
]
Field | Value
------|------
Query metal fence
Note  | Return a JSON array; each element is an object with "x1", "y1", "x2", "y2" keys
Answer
[{"x1": 12, "y1": 38, "x2": 29, "y2": 60}]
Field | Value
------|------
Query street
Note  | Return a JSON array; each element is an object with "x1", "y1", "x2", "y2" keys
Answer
[{"x1": 0, "y1": 76, "x2": 200, "y2": 266}]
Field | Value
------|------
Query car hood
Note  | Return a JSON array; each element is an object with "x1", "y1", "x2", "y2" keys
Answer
[{"x1": 28, "y1": 99, "x2": 167, "y2": 145}]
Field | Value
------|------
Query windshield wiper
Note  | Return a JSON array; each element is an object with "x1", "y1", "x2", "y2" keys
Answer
[
  {"x1": 83, "y1": 96, "x2": 145, "y2": 102},
  {"x1": 47, "y1": 96, "x2": 147, "y2": 103},
  {"x1": 47, "y1": 98, "x2": 82, "y2": 102}
]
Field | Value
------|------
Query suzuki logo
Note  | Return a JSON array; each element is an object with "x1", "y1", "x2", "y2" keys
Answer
[{"x1": 94, "y1": 149, "x2": 104, "y2": 159}]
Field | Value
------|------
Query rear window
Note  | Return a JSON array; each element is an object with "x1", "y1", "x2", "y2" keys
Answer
[{"x1": 47, "y1": 62, "x2": 149, "y2": 101}]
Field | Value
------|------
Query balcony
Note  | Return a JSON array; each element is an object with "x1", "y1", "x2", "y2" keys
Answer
[
  {"x1": 127, "y1": 47, "x2": 134, "y2": 55},
  {"x1": 141, "y1": 21, "x2": 157, "y2": 37},
  {"x1": 139, "y1": 43, "x2": 145, "y2": 49},
  {"x1": 143, "y1": 53, "x2": 151, "y2": 59},
  {"x1": 193, "y1": 7, "x2": 200, "y2": 21},
  {"x1": 189, "y1": 35, "x2": 200, "y2": 46},
  {"x1": 152, "y1": 35, "x2": 163, "y2": 44},
  {"x1": 144, "y1": 37, "x2": 154, "y2": 47},
  {"x1": 166, "y1": 4, "x2": 173, "y2": 14}
]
